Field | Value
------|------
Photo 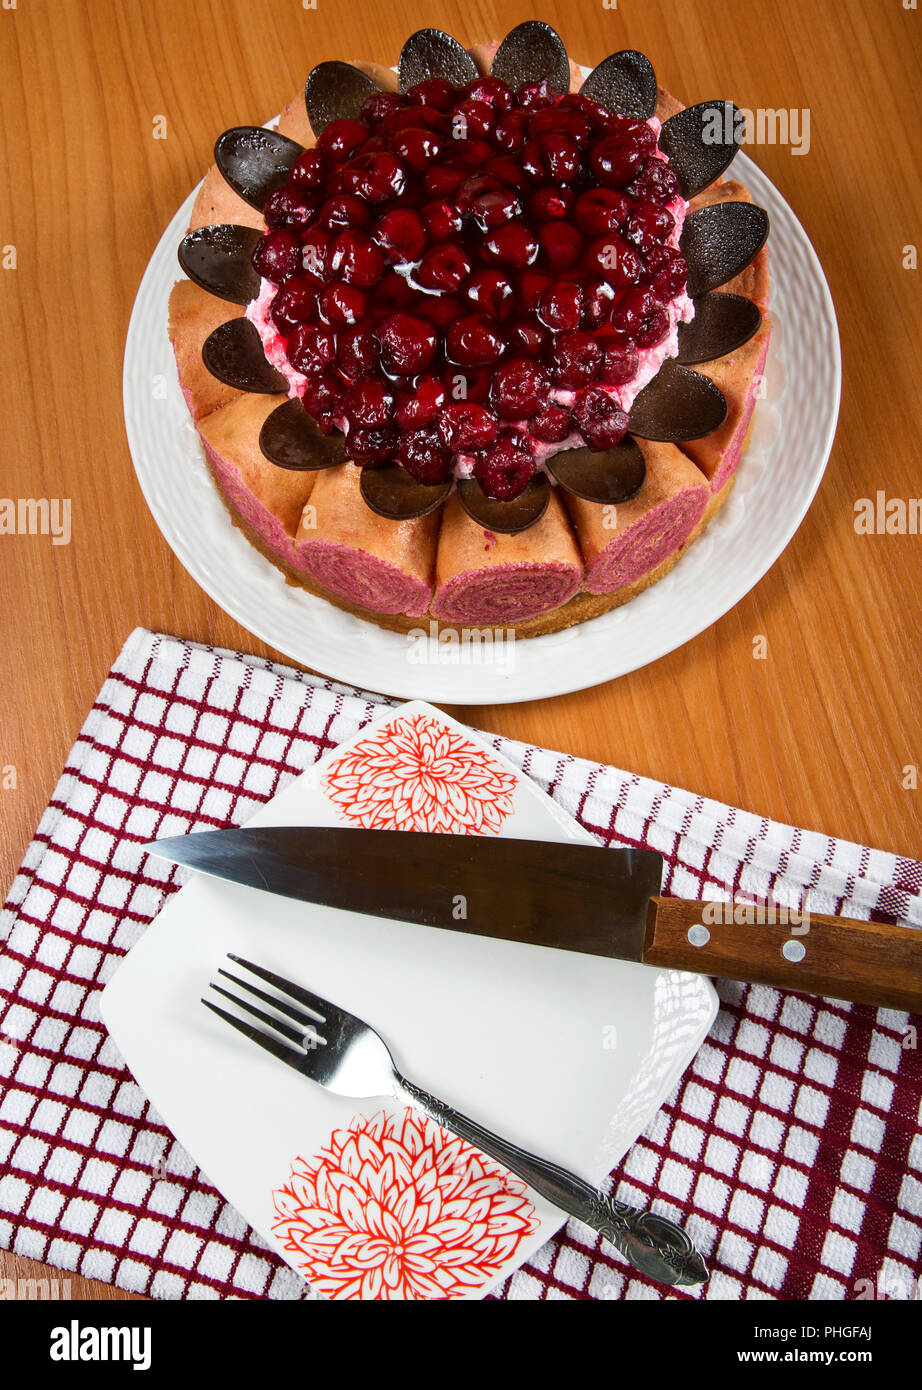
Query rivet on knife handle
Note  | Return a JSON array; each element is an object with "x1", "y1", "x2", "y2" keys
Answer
[
  {"x1": 644, "y1": 897, "x2": 922, "y2": 1013},
  {"x1": 397, "y1": 1077, "x2": 708, "y2": 1288}
]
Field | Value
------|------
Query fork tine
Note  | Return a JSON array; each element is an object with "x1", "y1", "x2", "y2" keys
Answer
[
  {"x1": 209, "y1": 982, "x2": 308, "y2": 1049},
  {"x1": 217, "y1": 967, "x2": 325, "y2": 1035},
  {"x1": 202, "y1": 997, "x2": 301, "y2": 1069},
  {"x1": 227, "y1": 953, "x2": 342, "y2": 1025}
]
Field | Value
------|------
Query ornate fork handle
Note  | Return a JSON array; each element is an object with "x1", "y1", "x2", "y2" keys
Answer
[{"x1": 396, "y1": 1076, "x2": 707, "y2": 1288}]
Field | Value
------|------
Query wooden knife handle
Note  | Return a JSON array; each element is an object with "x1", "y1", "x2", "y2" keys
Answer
[{"x1": 643, "y1": 897, "x2": 922, "y2": 1012}]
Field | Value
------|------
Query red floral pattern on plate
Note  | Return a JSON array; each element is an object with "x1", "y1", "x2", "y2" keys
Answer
[
  {"x1": 271, "y1": 1108, "x2": 539, "y2": 1300},
  {"x1": 323, "y1": 713, "x2": 516, "y2": 834}
]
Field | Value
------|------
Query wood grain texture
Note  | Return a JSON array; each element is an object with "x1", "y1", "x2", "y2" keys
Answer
[
  {"x1": 0, "y1": 0, "x2": 920, "y2": 1301},
  {"x1": 644, "y1": 898, "x2": 922, "y2": 1013}
]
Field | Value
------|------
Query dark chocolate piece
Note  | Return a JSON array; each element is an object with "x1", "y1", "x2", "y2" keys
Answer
[
  {"x1": 546, "y1": 440, "x2": 647, "y2": 504},
  {"x1": 628, "y1": 361, "x2": 728, "y2": 441},
  {"x1": 490, "y1": 21, "x2": 571, "y2": 96},
  {"x1": 579, "y1": 50, "x2": 658, "y2": 119},
  {"x1": 178, "y1": 224, "x2": 262, "y2": 306},
  {"x1": 359, "y1": 462, "x2": 451, "y2": 519},
  {"x1": 659, "y1": 101, "x2": 743, "y2": 199},
  {"x1": 214, "y1": 127, "x2": 304, "y2": 211},
  {"x1": 676, "y1": 292, "x2": 762, "y2": 365},
  {"x1": 681, "y1": 201, "x2": 770, "y2": 297},
  {"x1": 201, "y1": 318, "x2": 287, "y2": 393},
  {"x1": 397, "y1": 29, "x2": 478, "y2": 91},
  {"x1": 304, "y1": 61, "x2": 380, "y2": 137},
  {"x1": 457, "y1": 474, "x2": 551, "y2": 533},
  {"x1": 259, "y1": 398, "x2": 348, "y2": 470}
]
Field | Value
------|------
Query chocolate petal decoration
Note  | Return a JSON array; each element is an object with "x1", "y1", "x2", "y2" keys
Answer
[
  {"x1": 490, "y1": 21, "x2": 571, "y2": 96},
  {"x1": 201, "y1": 318, "x2": 287, "y2": 393},
  {"x1": 398, "y1": 28, "x2": 478, "y2": 91},
  {"x1": 659, "y1": 101, "x2": 743, "y2": 199},
  {"x1": 676, "y1": 292, "x2": 762, "y2": 365},
  {"x1": 681, "y1": 201, "x2": 770, "y2": 298},
  {"x1": 629, "y1": 361, "x2": 728, "y2": 442},
  {"x1": 214, "y1": 128, "x2": 304, "y2": 211},
  {"x1": 305, "y1": 61, "x2": 380, "y2": 137},
  {"x1": 457, "y1": 474, "x2": 550, "y2": 534},
  {"x1": 178, "y1": 224, "x2": 262, "y2": 306},
  {"x1": 259, "y1": 398, "x2": 348, "y2": 470},
  {"x1": 360, "y1": 462, "x2": 451, "y2": 520},
  {"x1": 579, "y1": 50, "x2": 658, "y2": 120},
  {"x1": 546, "y1": 440, "x2": 646, "y2": 504}
]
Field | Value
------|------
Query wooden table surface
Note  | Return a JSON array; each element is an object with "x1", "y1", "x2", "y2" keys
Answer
[{"x1": 1, "y1": 0, "x2": 919, "y2": 1302}]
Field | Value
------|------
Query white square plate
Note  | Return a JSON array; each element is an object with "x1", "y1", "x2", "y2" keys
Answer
[{"x1": 101, "y1": 701, "x2": 717, "y2": 1299}]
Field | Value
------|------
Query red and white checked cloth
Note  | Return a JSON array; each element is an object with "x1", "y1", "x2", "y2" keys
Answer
[{"x1": 1, "y1": 628, "x2": 920, "y2": 1302}]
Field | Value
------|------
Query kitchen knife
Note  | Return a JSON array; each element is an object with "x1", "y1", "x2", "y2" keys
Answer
[{"x1": 146, "y1": 827, "x2": 922, "y2": 1012}]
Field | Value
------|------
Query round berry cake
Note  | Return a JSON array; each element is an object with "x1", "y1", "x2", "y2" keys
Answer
[{"x1": 170, "y1": 23, "x2": 770, "y2": 635}]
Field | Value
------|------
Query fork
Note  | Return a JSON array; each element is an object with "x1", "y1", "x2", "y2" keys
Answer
[{"x1": 203, "y1": 954, "x2": 709, "y2": 1289}]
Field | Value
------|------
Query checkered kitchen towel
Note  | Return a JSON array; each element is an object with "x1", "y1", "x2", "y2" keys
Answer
[{"x1": 0, "y1": 628, "x2": 920, "y2": 1301}]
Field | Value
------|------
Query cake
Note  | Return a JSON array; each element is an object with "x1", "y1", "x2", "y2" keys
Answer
[{"x1": 170, "y1": 23, "x2": 770, "y2": 635}]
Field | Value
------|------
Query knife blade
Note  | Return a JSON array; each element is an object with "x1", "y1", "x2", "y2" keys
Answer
[{"x1": 146, "y1": 827, "x2": 922, "y2": 1012}]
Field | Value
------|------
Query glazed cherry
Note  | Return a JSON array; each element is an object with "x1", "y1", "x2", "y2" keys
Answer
[
  {"x1": 346, "y1": 423, "x2": 399, "y2": 466},
  {"x1": 376, "y1": 313, "x2": 438, "y2": 373},
  {"x1": 625, "y1": 203, "x2": 675, "y2": 249},
  {"x1": 342, "y1": 150, "x2": 406, "y2": 202},
  {"x1": 598, "y1": 338, "x2": 639, "y2": 386},
  {"x1": 391, "y1": 126, "x2": 445, "y2": 172},
  {"x1": 528, "y1": 107, "x2": 591, "y2": 142},
  {"x1": 417, "y1": 293, "x2": 463, "y2": 330},
  {"x1": 529, "y1": 401, "x2": 573, "y2": 443},
  {"x1": 398, "y1": 427, "x2": 453, "y2": 484},
  {"x1": 589, "y1": 138, "x2": 646, "y2": 190},
  {"x1": 493, "y1": 110, "x2": 529, "y2": 151},
  {"x1": 610, "y1": 287, "x2": 670, "y2": 347},
  {"x1": 463, "y1": 76, "x2": 515, "y2": 110},
  {"x1": 395, "y1": 377, "x2": 447, "y2": 427},
  {"x1": 509, "y1": 318, "x2": 549, "y2": 356},
  {"x1": 446, "y1": 314, "x2": 506, "y2": 367},
  {"x1": 572, "y1": 386, "x2": 630, "y2": 450},
  {"x1": 437, "y1": 403, "x2": 499, "y2": 450},
  {"x1": 516, "y1": 78, "x2": 557, "y2": 111},
  {"x1": 316, "y1": 195, "x2": 371, "y2": 231},
  {"x1": 422, "y1": 199, "x2": 463, "y2": 241},
  {"x1": 326, "y1": 231, "x2": 384, "y2": 287},
  {"x1": 270, "y1": 278, "x2": 317, "y2": 333},
  {"x1": 521, "y1": 134, "x2": 580, "y2": 183},
  {"x1": 298, "y1": 228, "x2": 331, "y2": 282},
  {"x1": 373, "y1": 209, "x2": 428, "y2": 263},
  {"x1": 528, "y1": 185, "x2": 573, "y2": 221},
  {"x1": 288, "y1": 324, "x2": 335, "y2": 376},
  {"x1": 484, "y1": 154, "x2": 533, "y2": 191},
  {"x1": 549, "y1": 330, "x2": 602, "y2": 387},
  {"x1": 264, "y1": 187, "x2": 317, "y2": 232},
  {"x1": 585, "y1": 235, "x2": 642, "y2": 287},
  {"x1": 473, "y1": 429, "x2": 536, "y2": 500},
  {"x1": 290, "y1": 149, "x2": 327, "y2": 188},
  {"x1": 644, "y1": 247, "x2": 688, "y2": 300},
  {"x1": 336, "y1": 323, "x2": 380, "y2": 379},
  {"x1": 627, "y1": 157, "x2": 680, "y2": 205},
  {"x1": 452, "y1": 99, "x2": 495, "y2": 140},
  {"x1": 406, "y1": 78, "x2": 457, "y2": 111},
  {"x1": 465, "y1": 269, "x2": 515, "y2": 320},
  {"x1": 360, "y1": 91, "x2": 404, "y2": 123},
  {"x1": 538, "y1": 222, "x2": 584, "y2": 271},
  {"x1": 318, "y1": 283, "x2": 366, "y2": 325},
  {"x1": 539, "y1": 282, "x2": 583, "y2": 332},
  {"x1": 342, "y1": 378, "x2": 393, "y2": 427},
  {"x1": 469, "y1": 189, "x2": 521, "y2": 232},
  {"x1": 490, "y1": 358, "x2": 548, "y2": 419},
  {"x1": 417, "y1": 243, "x2": 472, "y2": 293},
  {"x1": 317, "y1": 118, "x2": 370, "y2": 160},
  {"x1": 482, "y1": 223, "x2": 539, "y2": 269},
  {"x1": 252, "y1": 230, "x2": 302, "y2": 283},
  {"x1": 581, "y1": 280, "x2": 615, "y2": 330},
  {"x1": 423, "y1": 163, "x2": 468, "y2": 198},
  {"x1": 301, "y1": 371, "x2": 343, "y2": 429},
  {"x1": 573, "y1": 188, "x2": 630, "y2": 236}
]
